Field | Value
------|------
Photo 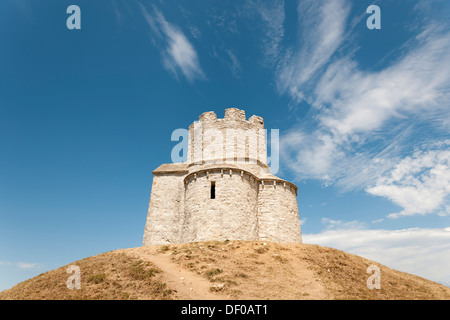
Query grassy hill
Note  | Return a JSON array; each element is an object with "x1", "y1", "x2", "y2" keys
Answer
[{"x1": 1, "y1": 241, "x2": 449, "y2": 300}]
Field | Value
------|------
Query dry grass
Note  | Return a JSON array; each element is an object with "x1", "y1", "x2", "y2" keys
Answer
[
  {"x1": 165, "y1": 241, "x2": 450, "y2": 300},
  {"x1": 166, "y1": 240, "x2": 315, "y2": 299},
  {"x1": 298, "y1": 244, "x2": 450, "y2": 300},
  {"x1": 1, "y1": 241, "x2": 449, "y2": 300},
  {"x1": 0, "y1": 251, "x2": 174, "y2": 300}
]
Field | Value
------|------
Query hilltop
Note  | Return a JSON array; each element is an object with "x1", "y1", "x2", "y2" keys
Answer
[{"x1": 1, "y1": 241, "x2": 449, "y2": 300}]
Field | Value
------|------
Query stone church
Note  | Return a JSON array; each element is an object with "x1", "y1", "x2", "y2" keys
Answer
[{"x1": 142, "y1": 108, "x2": 302, "y2": 245}]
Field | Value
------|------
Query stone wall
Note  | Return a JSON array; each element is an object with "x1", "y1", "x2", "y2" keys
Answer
[
  {"x1": 257, "y1": 181, "x2": 302, "y2": 243},
  {"x1": 142, "y1": 171, "x2": 186, "y2": 246},
  {"x1": 183, "y1": 169, "x2": 259, "y2": 242}
]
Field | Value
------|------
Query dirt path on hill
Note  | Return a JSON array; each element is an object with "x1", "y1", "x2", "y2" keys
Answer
[
  {"x1": 286, "y1": 254, "x2": 330, "y2": 299},
  {"x1": 122, "y1": 244, "x2": 329, "y2": 300},
  {"x1": 124, "y1": 247, "x2": 226, "y2": 300}
]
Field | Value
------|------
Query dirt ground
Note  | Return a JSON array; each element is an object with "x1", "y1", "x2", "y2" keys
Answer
[{"x1": 1, "y1": 241, "x2": 449, "y2": 300}]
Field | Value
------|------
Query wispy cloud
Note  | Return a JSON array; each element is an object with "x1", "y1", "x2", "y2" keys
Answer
[
  {"x1": 139, "y1": 4, "x2": 205, "y2": 82},
  {"x1": 226, "y1": 50, "x2": 242, "y2": 79},
  {"x1": 271, "y1": 1, "x2": 450, "y2": 218},
  {"x1": 367, "y1": 140, "x2": 450, "y2": 218},
  {"x1": 0, "y1": 260, "x2": 42, "y2": 270},
  {"x1": 249, "y1": 0, "x2": 285, "y2": 64},
  {"x1": 314, "y1": 25, "x2": 450, "y2": 139},
  {"x1": 303, "y1": 226, "x2": 450, "y2": 286},
  {"x1": 112, "y1": 0, "x2": 123, "y2": 26},
  {"x1": 281, "y1": 23, "x2": 450, "y2": 191},
  {"x1": 211, "y1": 46, "x2": 242, "y2": 79},
  {"x1": 16, "y1": 262, "x2": 40, "y2": 270},
  {"x1": 276, "y1": 0, "x2": 350, "y2": 98},
  {"x1": 189, "y1": 25, "x2": 201, "y2": 40},
  {"x1": 321, "y1": 217, "x2": 367, "y2": 230}
]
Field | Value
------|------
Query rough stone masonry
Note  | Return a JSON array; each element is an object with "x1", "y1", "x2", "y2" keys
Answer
[{"x1": 142, "y1": 108, "x2": 302, "y2": 245}]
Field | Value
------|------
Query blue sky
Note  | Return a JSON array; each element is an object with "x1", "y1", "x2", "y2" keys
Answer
[{"x1": 1, "y1": 0, "x2": 449, "y2": 291}]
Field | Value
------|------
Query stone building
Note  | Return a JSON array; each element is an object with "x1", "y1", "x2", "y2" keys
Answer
[{"x1": 142, "y1": 108, "x2": 302, "y2": 245}]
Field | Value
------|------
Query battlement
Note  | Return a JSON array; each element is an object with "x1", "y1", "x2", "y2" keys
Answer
[
  {"x1": 225, "y1": 107, "x2": 246, "y2": 121},
  {"x1": 198, "y1": 111, "x2": 217, "y2": 123},
  {"x1": 188, "y1": 108, "x2": 268, "y2": 167},
  {"x1": 197, "y1": 108, "x2": 264, "y2": 129}
]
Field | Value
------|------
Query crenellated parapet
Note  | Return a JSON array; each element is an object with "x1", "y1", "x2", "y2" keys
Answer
[
  {"x1": 195, "y1": 108, "x2": 264, "y2": 128},
  {"x1": 187, "y1": 108, "x2": 267, "y2": 168}
]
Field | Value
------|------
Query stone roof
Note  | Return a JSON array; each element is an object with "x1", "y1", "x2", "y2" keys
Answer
[{"x1": 152, "y1": 163, "x2": 188, "y2": 174}]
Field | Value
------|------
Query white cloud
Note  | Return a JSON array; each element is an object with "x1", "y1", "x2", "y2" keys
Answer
[
  {"x1": 367, "y1": 141, "x2": 450, "y2": 218},
  {"x1": 210, "y1": 47, "x2": 242, "y2": 79},
  {"x1": 189, "y1": 25, "x2": 201, "y2": 40},
  {"x1": 0, "y1": 261, "x2": 41, "y2": 270},
  {"x1": 139, "y1": 4, "x2": 205, "y2": 82},
  {"x1": 321, "y1": 217, "x2": 366, "y2": 230},
  {"x1": 16, "y1": 262, "x2": 40, "y2": 270},
  {"x1": 277, "y1": 9, "x2": 450, "y2": 214},
  {"x1": 314, "y1": 25, "x2": 450, "y2": 139},
  {"x1": 303, "y1": 226, "x2": 450, "y2": 286},
  {"x1": 276, "y1": 0, "x2": 350, "y2": 97},
  {"x1": 281, "y1": 130, "x2": 343, "y2": 182},
  {"x1": 249, "y1": 0, "x2": 285, "y2": 64},
  {"x1": 226, "y1": 50, "x2": 242, "y2": 79}
]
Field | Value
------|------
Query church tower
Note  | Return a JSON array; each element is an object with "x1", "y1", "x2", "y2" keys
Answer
[{"x1": 143, "y1": 108, "x2": 302, "y2": 245}]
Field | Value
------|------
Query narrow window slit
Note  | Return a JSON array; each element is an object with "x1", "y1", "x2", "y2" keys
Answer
[{"x1": 211, "y1": 181, "x2": 216, "y2": 199}]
